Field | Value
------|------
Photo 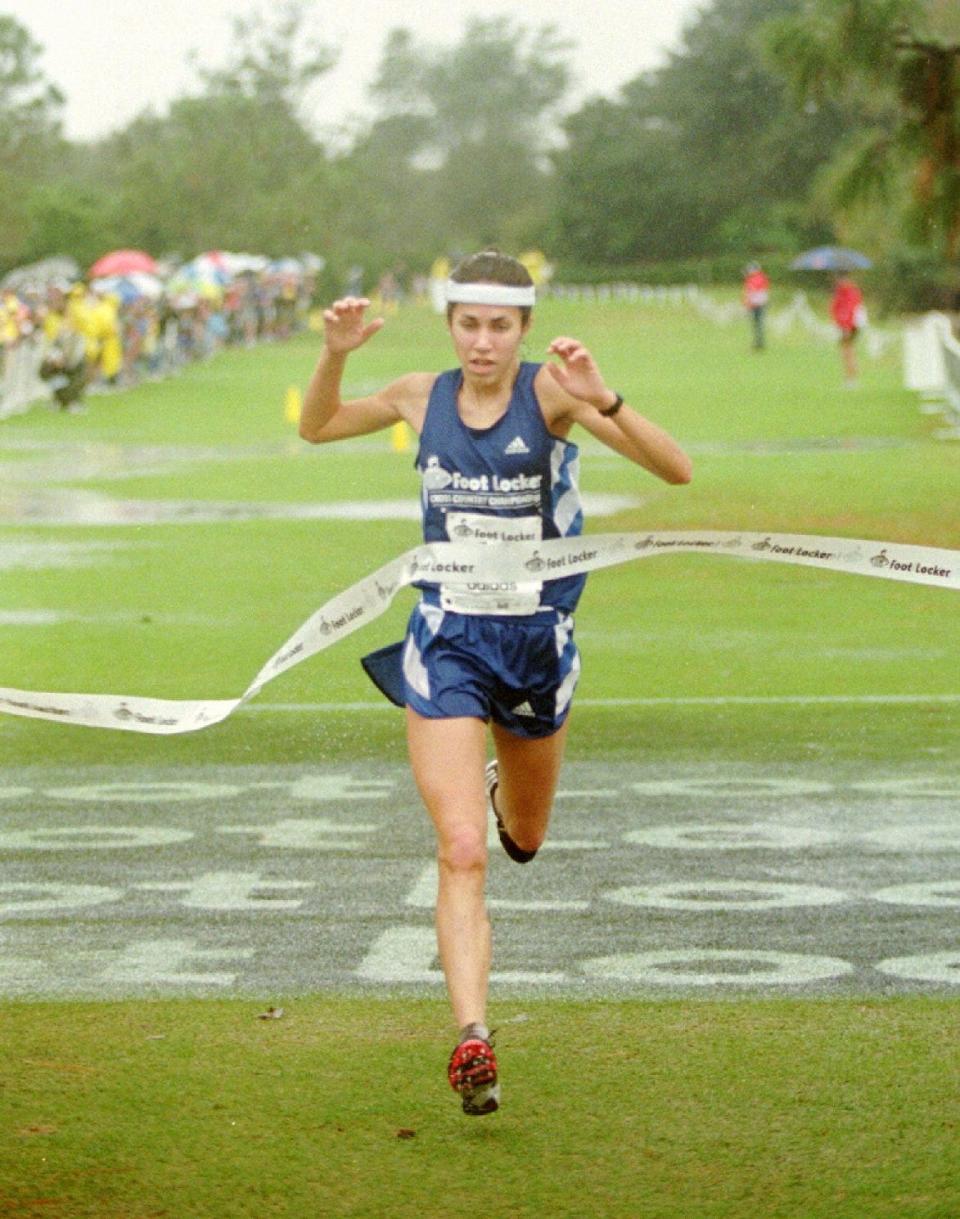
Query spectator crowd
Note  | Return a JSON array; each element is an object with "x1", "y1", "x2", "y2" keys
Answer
[{"x1": 0, "y1": 250, "x2": 324, "y2": 418}]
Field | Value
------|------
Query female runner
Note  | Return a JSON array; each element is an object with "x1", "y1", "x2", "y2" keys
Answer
[{"x1": 299, "y1": 251, "x2": 692, "y2": 1115}]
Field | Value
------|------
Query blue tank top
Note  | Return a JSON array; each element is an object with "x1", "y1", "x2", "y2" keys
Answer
[{"x1": 416, "y1": 362, "x2": 586, "y2": 614}]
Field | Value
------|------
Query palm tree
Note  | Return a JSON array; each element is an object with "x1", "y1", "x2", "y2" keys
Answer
[{"x1": 764, "y1": 0, "x2": 960, "y2": 259}]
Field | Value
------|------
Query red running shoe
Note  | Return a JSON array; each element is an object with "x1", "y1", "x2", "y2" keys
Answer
[{"x1": 448, "y1": 1036, "x2": 500, "y2": 1115}]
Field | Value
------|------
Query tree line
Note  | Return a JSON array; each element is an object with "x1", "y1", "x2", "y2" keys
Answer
[{"x1": 2, "y1": 0, "x2": 957, "y2": 305}]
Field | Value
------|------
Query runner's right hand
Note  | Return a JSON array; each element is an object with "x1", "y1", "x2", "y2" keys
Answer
[{"x1": 322, "y1": 297, "x2": 385, "y2": 353}]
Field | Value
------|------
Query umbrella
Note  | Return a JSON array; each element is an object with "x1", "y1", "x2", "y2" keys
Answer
[
  {"x1": 790, "y1": 246, "x2": 873, "y2": 272},
  {"x1": 268, "y1": 257, "x2": 303, "y2": 275},
  {"x1": 221, "y1": 252, "x2": 268, "y2": 275},
  {"x1": 89, "y1": 249, "x2": 159, "y2": 278},
  {"x1": 91, "y1": 272, "x2": 164, "y2": 302},
  {"x1": 190, "y1": 252, "x2": 231, "y2": 282},
  {"x1": 175, "y1": 255, "x2": 230, "y2": 286},
  {"x1": 2, "y1": 256, "x2": 80, "y2": 292}
]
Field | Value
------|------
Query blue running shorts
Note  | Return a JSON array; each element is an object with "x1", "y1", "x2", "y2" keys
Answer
[{"x1": 402, "y1": 602, "x2": 580, "y2": 739}]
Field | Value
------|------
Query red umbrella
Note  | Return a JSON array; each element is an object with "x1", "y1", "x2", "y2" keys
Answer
[{"x1": 89, "y1": 249, "x2": 158, "y2": 278}]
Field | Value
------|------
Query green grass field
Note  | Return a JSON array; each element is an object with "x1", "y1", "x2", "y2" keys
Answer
[
  {"x1": 1, "y1": 297, "x2": 958, "y2": 1217},
  {"x1": 4, "y1": 998, "x2": 958, "y2": 1219}
]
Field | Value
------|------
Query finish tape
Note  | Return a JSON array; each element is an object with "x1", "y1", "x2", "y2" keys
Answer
[{"x1": 1, "y1": 530, "x2": 957, "y2": 735}]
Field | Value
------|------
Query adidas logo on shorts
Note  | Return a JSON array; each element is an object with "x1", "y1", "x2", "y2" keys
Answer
[
  {"x1": 512, "y1": 700, "x2": 536, "y2": 717},
  {"x1": 504, "y1": 435, "x2": 530, "y2": 455}
]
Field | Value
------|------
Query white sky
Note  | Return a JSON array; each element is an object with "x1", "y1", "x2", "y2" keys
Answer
[{"x1": 6, "y1": 0, "x2": 703, "y2": 142}]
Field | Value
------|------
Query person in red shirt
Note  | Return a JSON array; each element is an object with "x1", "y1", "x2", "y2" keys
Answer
[
  {"x1": 830, "y1": 275, "x2": 865, "y2": 385},
  {"x1": 742, "y1": 263, "x2": 770, "y2": 350}
]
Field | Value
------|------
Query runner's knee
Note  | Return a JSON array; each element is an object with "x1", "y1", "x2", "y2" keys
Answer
[{"x1": 437, "y1": 826, "x2": 488, "y2": 876}]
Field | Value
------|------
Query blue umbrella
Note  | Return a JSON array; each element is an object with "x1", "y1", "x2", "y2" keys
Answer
[
  {"x1": 790, "y1": 246, "x2": 873, "y2": 271},
  {"x1": 178, "y1": 256, "x2": 229, "y2": 285},
  {"x1": 90, "y1": 273, "x2": 163, "y2": 302}
]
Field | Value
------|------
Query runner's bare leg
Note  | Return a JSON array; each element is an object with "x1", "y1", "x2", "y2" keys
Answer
[
  {"x1": 491, "y1": 719, "x2": 569, "y2": 854},
  {"x1": 406, "y1": 710, "x2": 491, "y2": 1028}
]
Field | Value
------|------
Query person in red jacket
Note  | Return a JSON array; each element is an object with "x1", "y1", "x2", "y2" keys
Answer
[
  {"x1": 830, "y1": 275, "x2": 865, "y2": 385},
  {"x1": 742, "y1": 262, "x2": 770, "y2": 350}
]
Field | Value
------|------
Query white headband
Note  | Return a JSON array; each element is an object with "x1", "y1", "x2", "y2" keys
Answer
[{"x1": 445, "y1": 280, "x2": 535, "y2": 307}]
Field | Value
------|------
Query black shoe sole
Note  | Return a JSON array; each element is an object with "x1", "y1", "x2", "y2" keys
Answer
[
  {"x1": 494, "y1": 812, "x2": 538, "y2": 863},
  {"x1": 490, "y1": 786, "x2": 538, "y2": 863}
]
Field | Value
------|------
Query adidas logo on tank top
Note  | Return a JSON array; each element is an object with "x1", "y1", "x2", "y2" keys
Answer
[{"x1": 504, "y1": 435, "x2": 530, "y2": 455}]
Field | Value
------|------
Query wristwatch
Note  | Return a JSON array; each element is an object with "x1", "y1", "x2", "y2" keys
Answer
[{"x1": 599, "y1": 392, "x2": 624, "y2": 417}]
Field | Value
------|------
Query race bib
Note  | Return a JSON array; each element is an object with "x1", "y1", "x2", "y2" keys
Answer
[{"x1": 440, "y1": 512, "x2": 543, "y2": 615}]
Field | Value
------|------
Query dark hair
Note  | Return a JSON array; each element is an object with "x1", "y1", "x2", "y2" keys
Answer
[{"x1": 446, "y1": 249, "x2": 534, "y2": 324}]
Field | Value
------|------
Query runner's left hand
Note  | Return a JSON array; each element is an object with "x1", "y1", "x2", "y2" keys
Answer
[{"x1": 545, "y1": 337, "x2": 613, "y2": 409}]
